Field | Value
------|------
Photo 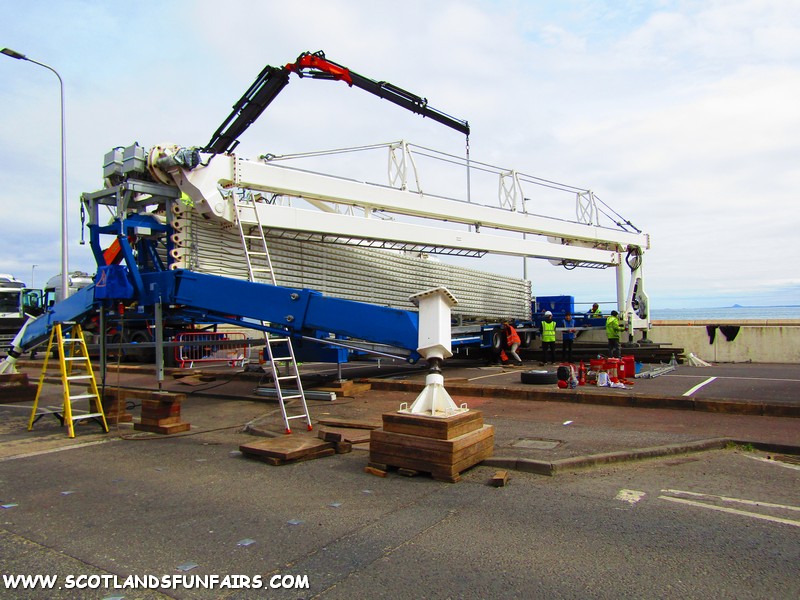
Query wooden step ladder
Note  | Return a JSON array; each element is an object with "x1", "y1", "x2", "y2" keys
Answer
[
  {"x1": 235, "y1": 194, "x2": 312, "y2": 434},
  {"x1": 28, "y1": 322, "x2": 108, "y2": 438}
]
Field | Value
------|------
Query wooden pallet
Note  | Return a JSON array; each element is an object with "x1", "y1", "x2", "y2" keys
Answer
[
  {"x1": 369, "y1": 410, "x2": 494, "y2": 483},
  {"x1": 311, "y1": 380, "x2": 372, "y2": 396},
  {"x1": 381, "y1": 410, "x2": 484, "y2": 440},
  {"x1": 240, "y1": 436, "x2": 336, "y2": 465}
]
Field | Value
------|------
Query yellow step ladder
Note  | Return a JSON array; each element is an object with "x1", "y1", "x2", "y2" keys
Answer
[{"x1": 28, "y1": 322, "x2": 109, "y2": 438}]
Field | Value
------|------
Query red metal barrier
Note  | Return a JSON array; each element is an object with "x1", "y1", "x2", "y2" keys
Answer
[{"x1": 174, "y1": 331, "x2": 247, "y2": 368}]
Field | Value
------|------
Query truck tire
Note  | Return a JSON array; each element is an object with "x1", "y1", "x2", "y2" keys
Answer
[
  {"x1": 126, "y1": 330, "x2": 155, "y2": 363},
  {"x1": 522, "y1": 331, "x2": 534, "y2": 348},
  {"x1": 520, "y1": 370, "x2": 558, "y2": 385},
  {"x1": 491, "y1": 329, "x2": 503, "y2": 351}
]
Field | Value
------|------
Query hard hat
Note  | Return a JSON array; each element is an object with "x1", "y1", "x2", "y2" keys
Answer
[{"x1": 544, "y1": 311, "x2": 552, "y2": 316}]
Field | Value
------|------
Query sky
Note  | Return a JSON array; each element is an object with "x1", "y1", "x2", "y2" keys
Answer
[{"x1": 1, "y1": 0, "x2": 798, "y2": 310}]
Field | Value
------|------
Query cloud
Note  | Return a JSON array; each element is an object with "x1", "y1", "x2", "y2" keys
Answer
[{"x1": 0, "y1": 0, "x2": 797, "y2": 311}]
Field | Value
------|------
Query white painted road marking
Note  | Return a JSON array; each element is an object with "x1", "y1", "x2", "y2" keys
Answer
[
  {"x1": 0, "y1": 439, "x2": 118, "y2": 462},
  {"x1": 668, "y1": 374, "x2": 800, "y2": 383},
  {"x1": 468, "y1": 371, "x2": 514, "y2": 381},
  {"x1": 615, "y1": 489, "x2": 646, "y2": 505},
  {"x1": 743, "y1": 454, "x2": 800, "y2": 471},
  {"x1": 682, "y1": 376, "x2": 717, "y2": 396},
  {"x1": 659, "y1": 495, "x2": 800, "y2": 528},
  {"x1": 662, "y1": 489, "x2": 800, "y2": 512}
]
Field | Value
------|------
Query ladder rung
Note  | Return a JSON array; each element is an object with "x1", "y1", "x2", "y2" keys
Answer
[
  {"x1": 71, "y1": 413, "x2": 103, "y2": 421},
  {"x1": 66, "y1": 375, "x2": 92, "y2": 381},
  {"x1": 276, "y1": 375, "x2": 298, "y2": 381},
  {"x1": 69, "y1": 393, "x2": 98, "y2": 401},
  {"x1": 286, "y1": 414, "x2": 308, "y2": 420},
  {"x1": 270, "y1": 356, "x2": 293, "y2": 361},
  {"x1": 268, "y1": 337, "x2": 290, "y2": 343},
  {"x1": 64, "y1": 357, "x2": 89, "y2": 362},
  {"x1": 281, "y1": 394, "x2": 303, "y2": 400}
]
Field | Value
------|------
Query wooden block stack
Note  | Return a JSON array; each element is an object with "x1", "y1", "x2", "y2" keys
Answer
[
  {"x1": 133, "y1": 391, "x2": 190, "y2": 434},
  {"x1": 312, "y1": 379, "x2": 372, "y2": 396},
  {"x1": 369, "y1": 410, "x2": 494, "y2": 483},
  {"x1": 101, "y1": 388, "x2": 134, "y2": 425},
  {"x1": 317, "y1": 429, "x2": 355, "y2": 454},
  {"x1": 0, "y1": 373, "x2": 36, "y2": 404}
]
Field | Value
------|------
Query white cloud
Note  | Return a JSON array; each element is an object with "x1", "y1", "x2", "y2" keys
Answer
[{"x1": 0, "y1": 0, "x2": 798, "y2": 310}]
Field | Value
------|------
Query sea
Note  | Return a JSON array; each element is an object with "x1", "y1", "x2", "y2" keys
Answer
[{"x1": 649, "y1": 306, "x2": 800, "y2": 321}]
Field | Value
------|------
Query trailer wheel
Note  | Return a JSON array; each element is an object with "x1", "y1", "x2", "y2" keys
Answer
[
  {"x1": 520, "y1": 370, "x2": 558, "y2": 385},
  {"x1": 126, "y1": 330, "x2": 155, "y2": 363},
  {"x1": 491, "y1": 329, "x2": 503, "y2": 351},
  {"x1": 522, "y1": 331, "x2": 534, "y2": 348}
]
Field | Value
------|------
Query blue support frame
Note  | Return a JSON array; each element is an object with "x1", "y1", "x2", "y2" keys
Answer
[{"x1": 19, "y1": 211, "x2": 422, "y2": 361}]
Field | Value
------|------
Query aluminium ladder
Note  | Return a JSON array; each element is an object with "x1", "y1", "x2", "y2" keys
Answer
[
  {"x1": 234, "y1": 194, "x2": 312, "y2": 434},
  {"x1": 28, "y1": 322, "x2": 109, "y2": 438}
]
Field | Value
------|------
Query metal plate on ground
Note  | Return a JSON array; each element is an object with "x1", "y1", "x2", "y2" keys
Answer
[{"x1": 510, "y1": 438, "x2": 562, "y2": 450}]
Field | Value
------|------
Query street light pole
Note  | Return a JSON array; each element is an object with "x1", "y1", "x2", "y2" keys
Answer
[
  {"x1": 2, "y1": 47, "x2": 69, "y2": 300},
  {"x1": 31, "y1": 264, "x2": 37, "y2": 289}
]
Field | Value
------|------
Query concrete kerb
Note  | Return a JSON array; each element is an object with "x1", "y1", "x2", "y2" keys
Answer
[
  {"x1": 365, "y1": 379, "x2": 800, "y2": 418},
  {"x1": 484, "y1": 438, "x2": 733, "y2": 476}
]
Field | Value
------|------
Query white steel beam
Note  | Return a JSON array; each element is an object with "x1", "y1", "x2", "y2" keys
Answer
[
  {"x1": 169, "y1": 154, "x2": 649, "y2": 258},
  {"x1": 244, "y1": 203, "x2": 622, "y2": 265},
  {"x1": 232, "y1": 158, "x2": 649, "y2": 250}
]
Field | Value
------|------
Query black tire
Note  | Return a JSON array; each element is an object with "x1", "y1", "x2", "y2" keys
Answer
[
  {"x1": 126, "y1": 330, "x2": 155, "y2": 363},
  {"x1": 491, "y1": 329, "x2": 505, "y2": 351},
  {"x1": 522, "y1": 331, "x2": 534, "y2": 348},
  {"x1": 106, "y1": 332, "x2": 124, "y2": 362},
  {"x1": 520, "y1": 369, "x2": 558, "y2": 385}
]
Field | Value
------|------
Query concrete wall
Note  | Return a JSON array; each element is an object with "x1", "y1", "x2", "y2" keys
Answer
[
  {"x1": 577, "y1": 319, "x2": 800, "y2": 364},
  {"x1": 649, "y1": 320, "x2": 800, "y2": 364}
]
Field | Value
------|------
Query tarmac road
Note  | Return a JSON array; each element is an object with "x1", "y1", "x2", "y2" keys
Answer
[
  {"x1": 0, "y1": 360, "x2": 798, "y2": 599},
  {"x1": 0, "y1": 431, "x2": 797, "y2": 599}
]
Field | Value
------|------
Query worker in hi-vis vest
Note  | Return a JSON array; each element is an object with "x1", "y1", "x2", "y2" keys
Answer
[
  {"x1": 540, "y1": 311, "x2": 557, "y2": 364},
  {"x1": 501, "y1": 320, "x2": 523, "y2": 366},
  {"x1": 606, "y1": 310, "x2": 622, "y2": 358}
]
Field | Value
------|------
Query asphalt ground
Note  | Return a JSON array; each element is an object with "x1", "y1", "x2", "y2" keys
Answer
[
  {"x1": 1, "y1": 358, "x2": 798, "y2": 471},
  {"x1": 0, "y1": 359, "x2": 798, "y2": 599}
]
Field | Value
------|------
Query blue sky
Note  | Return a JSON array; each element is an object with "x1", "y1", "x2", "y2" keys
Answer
[{"x1": 1, "y1": 0, "x2": 798, "y2": 309}]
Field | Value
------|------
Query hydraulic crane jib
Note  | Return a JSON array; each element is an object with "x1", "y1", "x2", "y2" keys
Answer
[{"x1": 205, "y1": 50, "x2": 470, "y2": 155}]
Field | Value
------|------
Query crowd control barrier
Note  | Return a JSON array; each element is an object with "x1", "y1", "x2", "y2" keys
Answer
[{"x1": 174, "y1": 331, "x2": 247, "y2": 368}]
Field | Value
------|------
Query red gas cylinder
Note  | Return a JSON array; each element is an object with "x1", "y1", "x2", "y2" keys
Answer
[
  {"x1": 622, "y1": 355, "x2": 636, "y2": 380},
  {"x1": 605, "y1": 358, "x2": 620, "y2": 383},
  {"x1": 590, "y1": 358, "x2": 605, "y2": 372}
]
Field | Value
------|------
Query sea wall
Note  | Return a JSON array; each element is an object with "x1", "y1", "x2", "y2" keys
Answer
[{"x1": 649, "y1": 320, "x2": 800, "y2": 364}]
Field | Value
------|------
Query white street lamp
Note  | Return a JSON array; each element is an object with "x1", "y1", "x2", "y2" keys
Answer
[
  {"x1": 2, "y1": 47, "x2": 69, "y2": 299},
  {"x1": 31, "y1": 264, "x2": 37, "y2": 289}
]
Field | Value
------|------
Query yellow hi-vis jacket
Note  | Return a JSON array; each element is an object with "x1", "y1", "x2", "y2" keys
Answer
[{"x1": 541, "y1": 320, "x2": 557, "y2": 343}]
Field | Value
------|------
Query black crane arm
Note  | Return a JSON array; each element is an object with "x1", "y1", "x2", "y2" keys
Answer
[
  {"x1": 204, "y1": 50, "x2": 469, "y2": 155},
  {"x1": 204, "y1": 65, "x2": 291, "y2": 155}
]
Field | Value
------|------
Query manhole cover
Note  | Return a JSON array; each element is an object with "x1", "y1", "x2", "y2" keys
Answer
[{"x1": 511, "y1": 438, "x2": 562, "y2": 450}]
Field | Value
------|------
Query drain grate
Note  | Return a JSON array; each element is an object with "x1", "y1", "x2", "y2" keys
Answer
[{"x1": 510, "y1": 438, "x2": 562, "y2": 450}]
